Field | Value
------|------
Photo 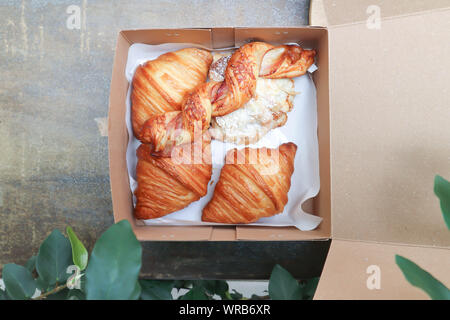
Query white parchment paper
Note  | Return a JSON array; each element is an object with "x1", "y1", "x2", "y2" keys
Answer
[{"x1": 125, "y1": 43, "x2": 322, "y2": 231}]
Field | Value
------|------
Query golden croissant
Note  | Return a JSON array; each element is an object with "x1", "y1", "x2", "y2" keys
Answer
[
  {"x1": 202, "y1": 142, "x2": 297, "y2": 224},
  {"x1": 140, "y1": 43, "x2": 315, "y2": 155},
  {"x1": 134, "y1": 134, "x2": 212, "y2": 220},
  {"x1": 131, "y1": 48, "x2": 212, "y2": 139}
]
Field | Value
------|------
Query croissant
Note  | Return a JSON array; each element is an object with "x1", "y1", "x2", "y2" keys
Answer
[
  {"x1": 202, "y1": 142, "x2": 297, "y2": 224},
  {"x1": 134, "y1": 133, "x2": 212, "y2": 219},
  {"x1": 139, "y1": 42, "x2": 315, "y2": 155},
  {"x1": 131, "y1": 48, "x2": 213, "y2": 139}
]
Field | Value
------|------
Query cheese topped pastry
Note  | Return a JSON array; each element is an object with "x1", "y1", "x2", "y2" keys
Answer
[{"x1": 209, "y1": 78, "x2": 297, "y2": 144}]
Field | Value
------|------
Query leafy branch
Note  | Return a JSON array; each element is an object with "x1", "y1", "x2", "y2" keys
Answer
[
  {"x1": 395, "y1": 175, "x2": 450, "y2": 300},
  {"x1": 2, "y1": 174, "x2": 448, "y2": 300},
  {"x1": 32, "y1": 283, "x2": 68, "y2": 300},
  {"x1": 0, "y1": 220, "x2": 317, "y2": 300}
]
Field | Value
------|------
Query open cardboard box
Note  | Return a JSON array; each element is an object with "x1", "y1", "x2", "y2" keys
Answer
[
  {"x1": 108, "y1": 0, "x2": 450, "y2": 299},
  {"x1": 109, "y1": 27, "x2": 331, "y2": 241}
]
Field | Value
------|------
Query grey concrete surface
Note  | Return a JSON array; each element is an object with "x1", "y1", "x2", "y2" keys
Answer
[{"x1": 0, "y1": 0, "x2": 311, "y2": 275}]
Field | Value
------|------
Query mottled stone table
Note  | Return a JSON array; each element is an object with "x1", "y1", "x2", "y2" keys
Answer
[{"x1": 0, "y1": 0, "x2": 330, "y2": 279}]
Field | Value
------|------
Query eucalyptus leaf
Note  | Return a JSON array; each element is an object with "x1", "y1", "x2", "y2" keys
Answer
[
  {"x1": 268, "y1": 264, "x2": 302, "y2": 300},
  {"x1": 24, "y1": 256, "x2": 37, "y2": 273},
  {"x1": 67, "y1": 289, "x2": 86, "y2": 300},
  {"x1": 140, "y1": 280, "x2": 174, "y2": 300},
  {"x1": 35, "y1": 276, "x2": 48, "y2": 291},
  {"x1": 180, "y1": 286, "x2": 209, "y2": 300},
  {"x1": 250, "y1": 294, "x2": 268, "y2": 300},
  {"x1": 66, "y1": 226, "x2": 88, "y2": 271},
  {"x1": 299, "y1": 277, "x2": 319, "y2": 300},
  {"x1": 198, "y1": 280, "x2": 229, "y2": 298},
  {"x1": 3, "y1": 264, "x2": 37, "y2": 300},
  {"x1": 229, "y1": 289, "x2": 243, "y2": 300},
  {"x1": 0, "y1": 289, "x2": 9, "y2": 300},
  {"x1": 396, "y1": 255, "x2": 450, "y2": 300},
  {"x1": 36, "y1": 229, "x2": 73, "y2": 288},
  {"x1": 434, "y1": 175, "x2": 450, "y2": 229},
  {"x1": 130, "y1": 281, "x2": 142, "y2": 300},
  {"x1": 45, "y1": 288, "x2": 70, "y2": 300},
  {"x1": 85, "y1": 220, "x2": 142, "y2": 300},
  {"x1": 173, "y1": 280, "x2": 194, "y2": 290}
]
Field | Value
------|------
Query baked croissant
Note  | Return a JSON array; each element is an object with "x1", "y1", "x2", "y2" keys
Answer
[
  {"x1": 131, "y1": 48, "x2": 212, "y2": 139},
  {"x1": 202, "y1": 142, "x2": 297, "y2": 224},
  {"x1": 134, "y1": 133, "x2": 212, "y2": 219},
  {"x1": 139, "y1": 42, "x2": 315, "y2": 155}
]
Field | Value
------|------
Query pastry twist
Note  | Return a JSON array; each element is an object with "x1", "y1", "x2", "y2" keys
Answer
[{"x1": 139, "y1": 42, "x2": 316, "y2": 155}]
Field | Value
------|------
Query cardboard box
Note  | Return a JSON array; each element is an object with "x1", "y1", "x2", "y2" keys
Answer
[
  {"x1": 109, "y1": 27, "x2": 331, "y2": 241},
  {"x1": 108, "y1": 0, "x2": 450, "y2": 299}
]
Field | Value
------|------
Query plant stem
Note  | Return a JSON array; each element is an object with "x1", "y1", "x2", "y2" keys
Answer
[{"x1": 33, "y1": 284, "x2": 68, "y2": 300}]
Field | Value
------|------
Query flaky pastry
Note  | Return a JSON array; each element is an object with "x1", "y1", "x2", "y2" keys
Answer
[
  {"x1": 134, "y1": 133, "x2": 212, "y2": 219},
  {"x1": 131, "y1": 48, "x2": 212, "y2": 139},
  {"x1": 202, "y1": 142, "x2": 297, "y2": 224},
  {"x1": 139, "y1": 43, "x2": 315, "y2": 155}
]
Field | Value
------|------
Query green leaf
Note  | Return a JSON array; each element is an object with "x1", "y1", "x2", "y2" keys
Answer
[
  {"x1": 197, "y1": 280, "x2": 229, "y2": 298},
  {"x1": 2, "y1": 264, "x2": 37, "y2": 300},
  {"x1": 229, "y1": 289, "x2": 243, "y2": 300},
  {"x1": 140, "y1": 280, "x2": 174, "y2": 300},
  {"x1": 85, "y1": 220, "x2": 142, "y2": 300},
  {"x1": 130, "y1": 281, "x2": 142, "y2": 300},
  {"x1": 35, "y1": 276, "x2": 48, "y2": 291},
  {"x1": 180, "y1": 286, "x2": 209, "y2": 300},
  {"x1": 24, "y1": 256, "x2": 37, "y2": 273},
  {"x1": 66, "y1": 226, "x2": 88, "y2": 271},
  {"x1": 173, "y1": 280, "x2": 194, "y2": 290},
  {"x1": 268, "y1": 264, "x2": 302, "y2": 300},
  {"x1": 299, "y1": 277, "x2": 319, "y2": 300},
  {"x1": 434, "y1": 175, "x2": 450, "y2": 229},
  {"x1": 36, "y1": 229, "x2": 73, "y2": 288},
  {"x1": 45, "y1": 288, "x2": 70, "y2": 300},
  {"x1": 67, "y1": 289, "x2": 86, "y2": 300},
  {"x1": 0, "y1": 289, "x2": 9, "y2": 300},
  {"x1": 395, "y1": 255, "x2": 450, "y2": 300},
  {"x1": 250, "y1": 294, "x2": 268, "y2": 300}
]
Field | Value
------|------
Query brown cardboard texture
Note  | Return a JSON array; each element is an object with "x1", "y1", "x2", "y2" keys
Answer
[
  {"x1": 108, "y1": 27, "x2": 331, "y2": 242},
  {"x1": 108, "y1": 4, "x2": 450, "y2": 297},
  {"x1": 310, "y1": 0, "x2": 450, "y2": 299},
  {"x1": 315, "y1": 240, "x2": 450, "y2": 300}
]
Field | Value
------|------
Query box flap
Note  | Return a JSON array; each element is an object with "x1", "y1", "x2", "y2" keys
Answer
[
  {"x1": 134, "y1": 226, "x2": 214, "y2": 241},
  {"x1": 109, "y1": 32, "x2": 135, "y2": 230},
  {"x1": 315, "y1": 239, "x2": 450, "y2": 299},
  {"x1": 326, "y1": 6, "x2": 450, "y2": 246},
  {"x1": 310, "y1": 0, "x2": 450, "y2": 27},
  {"x1": 121, "y1": 28, "x2": 212, "y2": 47}
]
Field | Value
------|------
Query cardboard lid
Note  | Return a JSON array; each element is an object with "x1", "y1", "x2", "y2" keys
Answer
[
  {"x1": 312, "y1": 1, "x2": 450, "y2": 247},
  {"x1": 310, "y1": 1, "x2": 450, "y2": 300},
  {"x1": 314, "y1": 240, "x2": 450, "y2": 299},
  {"x1": 310, "y1": 0, "x2": 450, "y2": 27}
]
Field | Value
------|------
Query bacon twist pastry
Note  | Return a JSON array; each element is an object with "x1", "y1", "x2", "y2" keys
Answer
[
  {"x1": 202, "y1": 142, "x2": 297, "y2": 224},
  {"x1": 134, "y1": 134, "x2": 212, "y2": 219},
  {"x1": 131, "y1": 48, "x2": 213, "y2": 138},
  {"x1": 140, "y1": 43, "x2": 315, "y2": 155}
]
